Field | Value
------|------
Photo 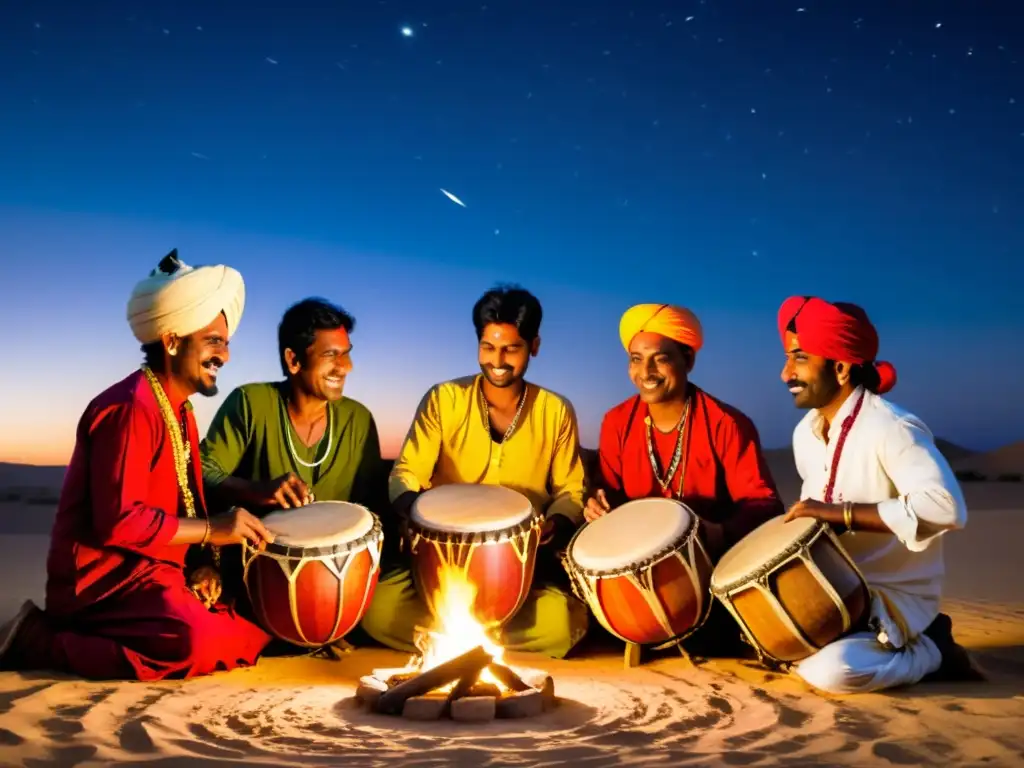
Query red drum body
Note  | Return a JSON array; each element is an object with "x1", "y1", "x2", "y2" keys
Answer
[
  {"x1": 405, "y1": 484, "x2": 543, "y2": 628},
  {"x1": 564, "y1": 498, "x2": 713, "y2": 645},
  {"x1": 243, "y1": 501, "x2": 383, "y2": 647}
]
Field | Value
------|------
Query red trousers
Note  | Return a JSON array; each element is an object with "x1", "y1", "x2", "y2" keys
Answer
[{"x1": 23, "y1": 565, "x2": 271, "y2": 681}]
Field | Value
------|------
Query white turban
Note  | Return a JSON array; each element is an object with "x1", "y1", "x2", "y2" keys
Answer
[{"x1": 127, "y1": 249, "x2": 246, "y2": 344}]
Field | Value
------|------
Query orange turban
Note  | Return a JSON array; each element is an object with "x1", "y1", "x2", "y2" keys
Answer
[{"x1": 619, "y1": 303, "x2": 704, "y2": 352}]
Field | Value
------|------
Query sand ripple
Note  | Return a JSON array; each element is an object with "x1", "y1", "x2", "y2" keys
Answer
[{"x1": 1, "y1": 640, "x2": 1023, "y2": 766}]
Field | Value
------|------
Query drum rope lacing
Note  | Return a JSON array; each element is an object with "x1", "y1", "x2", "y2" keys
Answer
[
  {"x1": 563, "y1": 514, "x2": 702, "y2": 579},
  {"x1": 480, "y1": 382, "x2": 527, "y2": 443},
  {"x1": 710, "y1": 520, "x2": 835, "y2": 595},
  {"x1": 407, "y1": 507, "x2": 544, "y2": 545},
  {"x1": 242, "y1": 513, "x2": 382, "y2": 561},
  {"x1": 284, "y1": 401, "x2": 334, "y2": 469},
  {"x1": 644, "y1": 395, "x2": 691, "y2": 495}
]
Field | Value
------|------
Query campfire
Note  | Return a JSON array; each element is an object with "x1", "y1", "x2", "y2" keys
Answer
[{"x1": 355, "y1": 565, "x2": 556, "y2": 721}]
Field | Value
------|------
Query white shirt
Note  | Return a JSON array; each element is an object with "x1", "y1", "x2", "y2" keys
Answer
[{"x1": 792, "y1": 386, "x2": 967, "y2": 647}]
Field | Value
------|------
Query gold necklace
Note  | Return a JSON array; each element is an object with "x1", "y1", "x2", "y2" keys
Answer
[
  {"x1": 481, "y1": 383, "x2": 528, "y2": 443},
  {"x1": 142, "y1": 366, "x2": 219, "y2": 566}
]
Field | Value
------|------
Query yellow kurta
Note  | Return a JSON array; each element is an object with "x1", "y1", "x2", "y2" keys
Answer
[{"x1": 388, "y1": 374, "x2": 585, "y2": 525}]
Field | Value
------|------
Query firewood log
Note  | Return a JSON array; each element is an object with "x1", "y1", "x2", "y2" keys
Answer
[{"x1": 375, "y1": 646, "x2": 492, "y2": 715}]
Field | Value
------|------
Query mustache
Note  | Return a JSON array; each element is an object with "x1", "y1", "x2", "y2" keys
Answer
[
  {"x1": 786, "y1": 379, "x2": 806, "y2": 388},
  {"x1": 203, "y1": 357, "x2": 224, "y2": 369}
]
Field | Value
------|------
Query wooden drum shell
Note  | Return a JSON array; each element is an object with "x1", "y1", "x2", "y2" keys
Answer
[
  {"x1": 711, "y1": 521, "x2": 870, "y2": 665},
  {"x1": 243, "y1": 516, "x2": 383, "y2": 648},
  {"x1": 565, "y1": 520, "x2": 713, "y2": 646},
  {"x1": 405, "y1": 511, "x2": 544, "y2": 628}
]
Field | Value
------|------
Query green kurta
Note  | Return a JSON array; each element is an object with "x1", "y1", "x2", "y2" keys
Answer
[
  {"x1": 200, "y1": 382, "x2": 393, "y2": 606},
  {"x1": 201, "y1": 382, "x2": 387, "y2": 515}
]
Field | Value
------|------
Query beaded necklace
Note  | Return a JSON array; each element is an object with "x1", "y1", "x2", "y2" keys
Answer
[
  {"x1": 644, "y1": 396, "x2": 691, "y2": 498},
  {"x1": 142, "y1": 366, "x2": 219, "y2": 566}
]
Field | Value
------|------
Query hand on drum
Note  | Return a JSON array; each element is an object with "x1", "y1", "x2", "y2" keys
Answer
[
  {"x1": 583, "y1": 489, "x2": 611, "y2": 523},
  {"x1": 209, "y1": 507, "x2": 276, "y2": 549},
  {"x1": 262, "y1": 472, "x2": 313, "y2": 509},
  {"x1": 188, "y1": 565, "x2": 222, "y2": 609},
  {"x1": 784, "y1": 498, "x2": 831, "y2": 523}
]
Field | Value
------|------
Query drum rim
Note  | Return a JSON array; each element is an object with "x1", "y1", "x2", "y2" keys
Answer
[
  {"x1": 710, "y1": 518, "x2": 832, "y2": 595},
  {"x1": 564, "y1": 513, "x2": 699, "y2": 578},
  {"x1": 406, "y1": 506, "x2": 544, "y2": 543},
  {"x1": 257, "y1": 507, "x2": 383, "y2": 561}
]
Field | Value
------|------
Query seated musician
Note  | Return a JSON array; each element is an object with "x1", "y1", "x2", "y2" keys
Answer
[
  {"x1": 359, "y1": 285, "x2": 589, "y2": 659},
  {"x1": 200, "y1": 298, "x2": 390, "y2": 605},
  {"x1": 777, "y1": 295, "x2": 980, "y2": 694},
  {"x1": 585, "y1": 303, "x2": 784, "y2": 652},
  {"x1": 0, "y1": 250, "x2": 275, "y2": 680}
]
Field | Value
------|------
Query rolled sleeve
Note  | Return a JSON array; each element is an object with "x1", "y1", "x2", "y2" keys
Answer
[{"x1": 878, "y1": 417, "x2": 967, "y2": 552}]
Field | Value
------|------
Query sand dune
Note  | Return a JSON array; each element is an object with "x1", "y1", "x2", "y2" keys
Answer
[
  {"x1": 0, "y1": 509, "x2": 1022, "y2": 765},
  {"x1": 954, "y1": 441, "x2": 1024, "y2": 478},
  {"x1": 0, "y1": 456, "x2": 1022, "y2": 766},
  {"x1": 1, "y1": 629, "x2": 1021, "y2": 768}
]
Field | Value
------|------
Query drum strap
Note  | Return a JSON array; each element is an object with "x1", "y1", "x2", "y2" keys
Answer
[{"x1": 822, "y1": 390, "x2": 866, "y2": 504}]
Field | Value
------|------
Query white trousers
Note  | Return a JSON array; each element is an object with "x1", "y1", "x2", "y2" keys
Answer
[{"x1": 793, "y1": 630, "x2": 942, "y2": 695}]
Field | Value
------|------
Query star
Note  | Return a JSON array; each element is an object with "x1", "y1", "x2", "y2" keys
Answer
[{"x1": 401, "y1": 26, "x2": 414, "y2": 38}]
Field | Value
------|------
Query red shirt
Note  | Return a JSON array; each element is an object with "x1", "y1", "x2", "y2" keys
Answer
[
  {"x1": 597, "y1": 386, "x2": 783, "y2": 550},
  {"x1": 46, "y1": 370, "x2": 205, "y2": 616}
]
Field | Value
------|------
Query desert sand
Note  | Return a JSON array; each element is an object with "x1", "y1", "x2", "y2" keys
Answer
[{"x1": 0, "y1": 461, "x2": 1022, "y2": 766}]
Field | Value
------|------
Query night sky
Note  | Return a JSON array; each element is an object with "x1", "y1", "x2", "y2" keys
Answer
[{"x1": 1, "y1": 0, "x2": 1022, "y2": 464}]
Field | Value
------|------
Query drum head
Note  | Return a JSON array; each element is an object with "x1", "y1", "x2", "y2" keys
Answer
[
  {"x1": 571, "y1": 497, "x2": 694, "y2": 572},
  {"x1": 410, "y1": 483, "x2": 534, "y2": 534},
  {"x1": 262, "y1": 501, "x2": 374, "y2": 549},
  {"x1": 711, "y1": 515, "x2": 815, "y2": 589}
]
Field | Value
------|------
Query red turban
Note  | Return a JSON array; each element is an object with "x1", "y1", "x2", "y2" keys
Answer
[{"x1": 777, "y1": 296, "x2": 897, "y2": 394}]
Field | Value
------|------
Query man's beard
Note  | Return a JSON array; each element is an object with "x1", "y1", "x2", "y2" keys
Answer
[
  {"x1": 787, "y1": 374, "x2": 839, "y2": 410},
  {"x1": 195, "y1": 379, "x2": 219, "y2": 397}
]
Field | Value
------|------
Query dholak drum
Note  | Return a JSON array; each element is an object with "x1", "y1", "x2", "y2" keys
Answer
[
  {"x1": 709, "y1": 515, "x2": 870, "y2": 666},
  {"x1": 243, "y1": 501, "x2": 383, "y2": 648},
  {"x1": 563, "y1": 498, "x2": 713, "y2": 646},
  {"x1": 405, "y1": 483, "x2": 543, "y2": 627}
]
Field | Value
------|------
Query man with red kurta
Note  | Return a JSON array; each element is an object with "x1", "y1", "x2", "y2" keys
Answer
[
  {"x1": 0, "y1": 250, "x2": 275, "y2": 680},
  {"x1": 585, "y1": 303, "x2": 784, "y2": 653}
]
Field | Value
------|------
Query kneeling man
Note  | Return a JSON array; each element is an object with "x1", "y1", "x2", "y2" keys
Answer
[
  {"x1": 360, "y1": 285, "x2": 589, "y2": 658},
  {"x1": 777, "y1": 295, "x2": 978, "y2": 694},
  {"x1": 0, "y1": 251, "x2": 274, "y2": 680}
]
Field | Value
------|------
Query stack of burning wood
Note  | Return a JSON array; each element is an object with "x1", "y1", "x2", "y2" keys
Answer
[{"x1": 356, "y1": 646, "x2": 557, "y2": 722}]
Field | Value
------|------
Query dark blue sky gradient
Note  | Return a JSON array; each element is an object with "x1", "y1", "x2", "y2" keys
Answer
[{"x1": 1, "y1": 1, "x2": 1021, "y2": 462}]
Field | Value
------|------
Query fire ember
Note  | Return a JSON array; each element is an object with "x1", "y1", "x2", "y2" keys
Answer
[{"x1": 354, "y1": 564, "x2": 557, "y2": 721}]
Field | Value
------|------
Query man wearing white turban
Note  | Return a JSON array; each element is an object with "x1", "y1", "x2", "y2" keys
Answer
[{"x1": 0, "y1": 250, "x2": 278, "y2": 681}]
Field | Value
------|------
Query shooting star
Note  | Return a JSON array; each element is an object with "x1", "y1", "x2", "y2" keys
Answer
[{"x1": 440, "y1": 188, "x2": 467, "y2": 207}]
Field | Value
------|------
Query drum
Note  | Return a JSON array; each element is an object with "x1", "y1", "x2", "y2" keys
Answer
[
  {"x1": 709, "y1": 515, "x2": 869, "y2": 666},
  {"x1": 405, "y1": 483, "x2": 543, "y2": 628},
  {"x1": 563, "y1": 498, "x2": 713, "y2": 645},
  {"x1": 243, "y1": 501, "x2": 383, "y2": 647}
]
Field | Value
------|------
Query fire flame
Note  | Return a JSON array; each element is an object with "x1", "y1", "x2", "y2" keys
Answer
[{"x1": 412, "y1": 564, "x2": 505, "y2": 689}]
